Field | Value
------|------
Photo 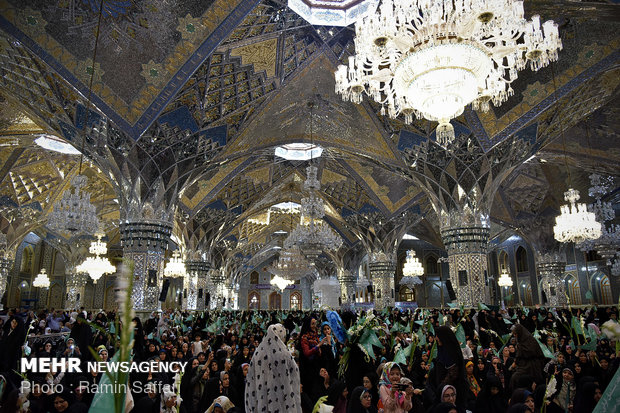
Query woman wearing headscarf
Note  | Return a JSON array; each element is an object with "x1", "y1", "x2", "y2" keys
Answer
[
  {"x1": 206, "y1": 396, "x2": 235, "y2": 413},
  {"x1": 425, "y1": 326, "x2": 468, "y2": 410},
  {"x1": 378, "y1": 362, "x2": 413, "y2": 413},
  {"x1": 473, "y1": 375, "x2": 507, "y2": 413},
  {"x1": 245, "y1": 323, "x2": 302, "y2": 413},
  {"x1": 0, "y1": 316, "x2": 26, "y2": 386},
  {"x1": 319, "y1": 322, "x2": 339, "y2": 376},
  {"x1": 348, "y1": 387, "x2": 378, "y2": 413},
  {"x1": 465, "y1": 361, "x2": 480, "y2": 397},
  {"x1": 509, "y1": 324, "x2": 546, "y2": 391},
  {"x1": 299, "y1": 316, "x2": 325, "y2": 396}
]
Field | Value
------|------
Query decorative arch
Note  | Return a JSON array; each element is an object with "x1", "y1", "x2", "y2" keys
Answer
[
  {"x1": 592, "y1": 272, "x2": 613, "y2": 305},
  {"x1": 250, "y1": 271, "x2": 259, "y2": 284},
  {"x1": 104, "y1": 285, "x2": 117, "y2": 310},
  {"x1": 564, "y1": 274, "x2": 582, "y2": 305},
  {"x1": 248, "y1": 291, "x2": 260, "y2": 310},
  {"x1": 399, "y1": 285, "x2": 415, "y2": 302},
  {"x1": 290, "y1": 291, "x2": 302, "y2": 310},
  {"x1": 516, "y1": 246, "x2": 528, "y2": 272},
  {"x1": 425, "y1": 255, "x2": 438, "y2": 275},
  {"x1": 20, "y1": 245, "x2": 34, "y2": 274},
  {"x1": 48, "y1": 282, "x2": 63, "y2": 308},
  {"x1": 498, "y1": 250, "x2": 509, "y2": 272},
  {"x1": 269, "y1": 291, "x2": 281, "y2": 310}
]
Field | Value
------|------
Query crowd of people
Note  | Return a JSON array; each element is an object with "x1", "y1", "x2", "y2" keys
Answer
[{"x1": 0, "y1": 304, "x2": 618, "y2": 413}]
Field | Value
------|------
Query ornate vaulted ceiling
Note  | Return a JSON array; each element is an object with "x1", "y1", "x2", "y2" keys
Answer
[{"x1": 0, "y1": 0, "x2": 619, "y2": 266}]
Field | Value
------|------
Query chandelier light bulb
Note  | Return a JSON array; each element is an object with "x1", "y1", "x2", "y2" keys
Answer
[
  {"x1": 334, "y1": 0, "x2": 561, "y2": 147},
  {"x1": 164, "y1": 251, "x2": 187, "y2": 278},
  {"x1": 33, "y1": 268, "x2": 50, "y2": 288},
  {"x1": 554, "y1": 188, "x2": 602, "y2": 243}
]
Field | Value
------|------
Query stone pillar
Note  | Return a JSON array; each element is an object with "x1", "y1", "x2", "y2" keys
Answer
[
  {"x1": 337, "y1": 269, "x2": 356, "y2": 310},
  {"x1": 210, "y1": 269, "x2": 226, "y2": 310},
  {"x1": 369, "y1": 252, "x2": 396, "y2": 309},
  {"x1": 537, "y1": 256, "x2": 567, "y2": 307},
  {"x1": 0, "y1": 255, "x2": 13, "y2": 310},
  {"x1": 441, "y1": 224, "x2": 490, "y2": 307},
  {"x1": 186, "y1": 260, "x2": 210, "y2": 311},
  {"x1": 65, "y1": 267, "x2": 88, "y2": 310},
  {"x1": 119, "y1": 220, "x2": 172, "y2": 312}
]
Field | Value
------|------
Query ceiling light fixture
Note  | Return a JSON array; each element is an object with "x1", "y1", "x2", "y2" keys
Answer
[
  {"x1": 288, "y1": 0, "x2": 379, "y2": 26},
  {"x1": 33, "y1": 268, "x2": 50, "y2": 288},
  {"x1": 164, "y1": 251, "x2": 187, "y2": 278},
  {"x1": 76, "y1": 233, "x2": 116, "y2": 284},
  {"x1": 335, "y1": 0, "x2": 561, "y2": 146},
  {"x1": 498, "y1": 267, "x2": 513, "y2": 287}
]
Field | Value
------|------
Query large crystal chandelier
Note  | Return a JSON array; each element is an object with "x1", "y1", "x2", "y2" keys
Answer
[
  {"x1": 268, "y1": 246, "x2": 313, "y2": 280},
  {"x1": 554, "y1": 188, "x2": 602, "y2": 244},
  {"x1": 164, "y1": 251, "x2": 187, "y2": 278},
  {"x1": 48, "y1": 174, "x2": 99, "y2": 234},
  {"x1": 497, "y1": 267, "x2": 513, "y2": 287},
  {"x1": 285, "y1": 166, "x2": 343, "y2": 258},
  {"x1": 76, "y1": 234, "x2": 116, "y2": 284},
  {"x1": 334, "y1": 0, "x2": 562, "y2": 146},
  {"x1": 33, "y1": 268, "x2": 50, "y2": 288},
  {"x1": 400, "y1": 250, "x2": 423, "y2": 287}
]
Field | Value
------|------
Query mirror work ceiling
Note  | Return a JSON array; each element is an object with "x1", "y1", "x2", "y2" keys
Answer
[{"x1": 0, "y1": 0, "x2": 619, "y2": 252}]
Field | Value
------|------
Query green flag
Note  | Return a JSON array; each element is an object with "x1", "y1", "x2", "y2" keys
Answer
[
  {"x1": 417, "y1": 328, "x2": 426, "y2": 346},
  {"x1": 455, "y1": 324, "x2": 466, "y2": 348},
  {"x1": 592, "y1": 365, "x2": 620, "y2": 413},
  {"x1": 89, "y1": 353, "x2": 124, "y2": 413},
  {"x1": 478, "y1": 303, "x2": 490, "y2": 311},
  {"x1": 438, "y1": 313, "x2": 445, "y2": 326},
  {"x1": 572, "y1": 316, "x2": 584, "y2": 336},
  {"x1": 393, "y1": 343, "x2": 414, "y2": 365},
  {"x1": 447, "y1": 302, "x2": 458, "y2": 309},
  {"x1": 535, "y1": 337, "x2": 554, "y2": 359}
]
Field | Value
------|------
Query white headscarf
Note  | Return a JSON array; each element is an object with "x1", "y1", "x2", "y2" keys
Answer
[{"x1": 245, "y1": 323, "x2": 302, "y2": 413}]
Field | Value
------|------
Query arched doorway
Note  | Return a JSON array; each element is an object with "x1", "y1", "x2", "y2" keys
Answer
[
  {"x1": 399, "y1": 286, "x2": 415, "y2": 302},
  {"x1": 565, "y1": 275, "x2": 582, "y2": 305},
  {"x1": 248, "y1": 291, "x2": 260, "y2": 310},
  {"x1": 269, "y1": 291, "x2": 281, "y2": 310},
  {"x1": 290, "y1": 291, "x2": 302, "y2": 310},
  {"x1": 592, "y1": 272, "x2": 613, "y2": 305},
  {"x1": 498, "y1": 250, "x2": 509, "y2": 272},
  {"x1": 516, "y1": 246, "x2": 529, "y2": 272}
]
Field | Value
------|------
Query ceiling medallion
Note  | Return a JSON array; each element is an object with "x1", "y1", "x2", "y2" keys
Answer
[
  {"x1": 335, "y1": 0, "x2": 561, "y2": 146},
  {"x1": 553, "y1": 188, "x2": 602, "y2": 244},
  {"x1": 47, "y1": 174, "x2": 99, "y2": 235},
  {"x1": 33, "y1": 268, "x2": 50, "y2": 288},
  {"x1": 76, "y1": 234, "x2": 116, "y2": 284},
  {"x1": 288, "y1": 0, "x2": 379, "y2": 26}
]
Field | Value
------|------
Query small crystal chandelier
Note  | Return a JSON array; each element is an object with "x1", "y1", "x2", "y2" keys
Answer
[
  {"x1": 400, "y1": 250, "x2": 423, "y2": 286},
  {"x1": 76, "y1": 234, "x2": 116, "y2": 284},
  {"x1": 334, "y1": 0, "x2": 561, "y2": 147},
  {"x1": 285, "y1": 165, "x2": 343, "y2": 257},
  {"x1": 48, "y1": 174, "x2": 99, "y2": 234},
  {"x1": 270, "y1": 275, "x2": 293, "y2": 292},
  {"x1": 554, "y1": 188, "x2": 602, "y2": 243},
  {"x1": 611, "y1": 253, "x2": 620, "y2": 277},
  {"x1": 33, "y1": 268, "x2": 50, "y2": 288},
  {"x1": 497, "y1": 267, "x2": 513, "y2": 287},
  {"x1": 164, "y1": 251, "x2": 187, "y2": 278},
  {"x1": 578, "y1": 174, "x2": 619, "y2": 256},
  {"x1": 268, "y1": 246, "x2": 312, "y2": 280}
]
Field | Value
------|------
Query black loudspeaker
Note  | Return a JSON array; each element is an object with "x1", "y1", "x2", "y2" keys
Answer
[
  {"x1": 541, "y1": 290, "x2": 548, "y2": 304},
  {"x1": 446, "y1": 280, "x2": 457, "y2": 301},
  {"x1": 178, "y1": 290, "x2": 183, "y2": 306},
  {"x1": 159, "y1": 279, "x2": 170, "y2": 302},
  {"x1": 198, "y1": 288, "x2": 203, "y2": 299},
  {"x1": 205, "y1": 293, "x2": 211, "y2": 307},
  {"x1": 367, "y1": 285, "x2": 374, "y2": 293}
]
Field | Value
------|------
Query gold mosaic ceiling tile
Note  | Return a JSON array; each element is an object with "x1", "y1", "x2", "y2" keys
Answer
[{"x1": 230, "y1": 38, "x2": 278, "y2": 79}]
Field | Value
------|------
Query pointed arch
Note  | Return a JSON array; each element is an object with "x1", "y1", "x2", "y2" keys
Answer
[
  {"x1": 269, "y1": 291, "x2": 281, "y2": 310},
  {"x1": 290, "y1": 291, "x2": 302, "y2": 310},
  {"x1": 516, "y1": 246, "x2": 528, "y2": 272},
  {"x1": 564, "y1": 274, "x2": 582, "y2": 305},
  {"x1": 248, "y1": 290, "x2": 260, "y2": 310},
  {"x1": 592, "y1": 272, "x2": 613, "y2": 305}
]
